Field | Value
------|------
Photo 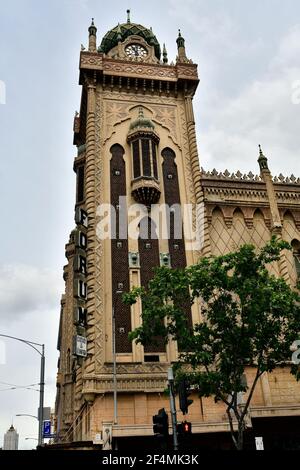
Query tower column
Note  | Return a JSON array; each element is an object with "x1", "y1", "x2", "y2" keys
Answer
[
  {"x1": 185, "y1": 96, "x2": 211, "y2": 258},
  {"x1": 84, "y1": 80, "x2": 97, "y2": 377},
  {"x1": 258, "y1": 146, "x2": 290, "y2": 283}
]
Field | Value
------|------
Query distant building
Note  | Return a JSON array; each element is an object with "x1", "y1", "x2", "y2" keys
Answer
[{"x1": 3, "y1": 425, "x2": 19, "y2": 450}]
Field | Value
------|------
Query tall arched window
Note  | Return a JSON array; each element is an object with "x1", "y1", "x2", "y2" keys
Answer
[
  {"x1": 110, "y1": 144, "x2": 132, "y2": 353},
  {"x1": 127, "y1": 108, "x2": 160, "y2": 206}
]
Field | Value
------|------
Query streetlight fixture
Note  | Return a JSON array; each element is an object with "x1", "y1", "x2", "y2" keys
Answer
[
  {"x1": 16, "y1": 414, "x2": 38, "y2": 420},
  {"x1": 0, "y1": 334, "x2": 45, "y2": 446},
  {"x1": 112, "y1": 289, "x2": 123, "y2": 425}
]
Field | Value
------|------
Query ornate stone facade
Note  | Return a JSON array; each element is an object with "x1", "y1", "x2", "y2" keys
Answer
[{"x1": 54, "y1": 16, "x2": 300, "y2": 449}]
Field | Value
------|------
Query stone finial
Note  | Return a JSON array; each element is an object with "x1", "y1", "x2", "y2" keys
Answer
[
  {"x1": 88, "y1": 18, "x2": 97, "y2": 36},
  {"x1": 176, "y1": 29, "x2": 184, "y2": 47},
  {"x1": 176, "y1": 29, "x2": 189, "y2": 63},
  {"x1": 163, "y1": 43, "x2": 168, "y2": 64},
  {"x1": 88, "y1": 18, "x2": 97, "y2": 52},
  {"x1": 138, "y1": 106, "x2": 144, "y2": 118},
  {"x1": 258, "y1": 144, "x2": 269, "y2": 171}
]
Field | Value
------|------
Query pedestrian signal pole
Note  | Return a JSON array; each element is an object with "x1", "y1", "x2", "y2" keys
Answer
[{"x1": 168, "y1": 367, "x2": 178, "y2": 451}]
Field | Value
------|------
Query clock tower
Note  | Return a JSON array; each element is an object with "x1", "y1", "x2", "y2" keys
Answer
[{"x1": 55, "y1": 11, "x2": 203, "y2": 449}]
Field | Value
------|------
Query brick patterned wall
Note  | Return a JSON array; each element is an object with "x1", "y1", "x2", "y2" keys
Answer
[
  {"x1": 110, "y1": 144, "x2": 132, "y2": 353},
  {"x1": 139, "y1": 217, "x2": 165, "y2": 353},
  {"x1": 162, "y1": 147, "x2": 192, "y2": 329}
]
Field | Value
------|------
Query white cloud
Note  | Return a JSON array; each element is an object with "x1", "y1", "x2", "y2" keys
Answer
[
  {"x1": 197, "y1": 26, "x2": 300, "y2": 175},
  {"x1": 0, "y1": 265, "x2": 63, "y2": 321}
]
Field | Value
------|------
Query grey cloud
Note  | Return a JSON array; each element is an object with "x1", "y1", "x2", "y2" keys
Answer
[{"x1": 0, "y1": 265, "x2": 63, "y2": 320}]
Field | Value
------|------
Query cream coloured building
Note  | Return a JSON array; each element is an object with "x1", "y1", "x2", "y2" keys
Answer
[{"x1": 54, "y1": 13, "x2": 300, "y2": 450}]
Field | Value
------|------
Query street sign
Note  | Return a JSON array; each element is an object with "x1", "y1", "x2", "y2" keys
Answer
[
  {"x1": 38, "y1": 407, "x2": 51, "y2": 421},
  {"x1": 73, "y1": 335, "x2": 87, "y2": 357},
  {"x1": 43, "y1": 420, "x2": 51, "y2": 438},
  {"x1": 255, "y1": 436, "x2": 264, "y2": 450}
]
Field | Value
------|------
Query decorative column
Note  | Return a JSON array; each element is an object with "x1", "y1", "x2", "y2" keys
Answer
[
  {"x1": 258, "y1": 145, "x2": 290, "y2": 283},
  {"x1": 185, "y1": 95, "x2": 211, "y2": 258},
  {"x1": 84, "y1": 78, "x2": 97, "y2": 377}
]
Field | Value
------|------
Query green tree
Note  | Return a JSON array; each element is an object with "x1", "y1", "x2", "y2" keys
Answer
[{"x1": 124, "y1": 237, "x2": 300, "y2": 450}]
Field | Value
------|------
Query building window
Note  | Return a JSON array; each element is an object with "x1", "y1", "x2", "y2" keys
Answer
[
  {"x1": 142, "y1": 139, "x2": 151, "y2": 176},
  {"x1": 132, "y1": 140, "x2": 141, "y2": 178},
  {"x1": 131, "y1": 137, "x2": 158, "y2": 181}
]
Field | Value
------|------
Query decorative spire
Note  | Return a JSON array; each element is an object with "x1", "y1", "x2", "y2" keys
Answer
[
  {"x1": 127, "y1": 9, "x2": 131, "y2": 23},
  {"x1": 138, "y1": 106, "x2": 144, "y2": 118},
  {"x1": 176, "y1": 29, "x2": 185, "y2": 48},
  {"x1": 88, "y1": 18, "x2": 97, "y2": 36},
  {"x1": 149, "y1": 27, "x2": 155, "y2": 46},
  {"x1": 163, "y1": 43, "x2": 168, "y2": 64},
  {"x1": 88, "y1": 18, "x2": 97, "y2": 52},
  {"x1": 258, "y1": 145, "x2": 269, "y2": 171},
  {"x1": 176, "y1": 29, "x2": 188, "y2": 63},
  {"x1": 129, "y1": 107, "x2": 155, "y2": 131}
]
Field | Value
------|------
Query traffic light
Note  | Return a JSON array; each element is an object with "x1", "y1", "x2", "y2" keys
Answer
[
  {"x1": 177, "y1": 420, "x2": 192, "y2": 436},
  {"x1": 178, "y1": 379, "x2": 193, "y2": 414},
  {"x1": 152, "y1": 408, "x2": 169, "y2": 437}
]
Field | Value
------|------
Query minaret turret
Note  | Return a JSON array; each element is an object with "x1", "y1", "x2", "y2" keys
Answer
[
  {"x1": 176, "y1": 29, "x2": 189, "y2": 63},
  {"x1": 88, "y1": 18, "x2": 97, "y2": 52},
  {"x1": 258, "y1": 144, "x2": 269, "y2": 172}
]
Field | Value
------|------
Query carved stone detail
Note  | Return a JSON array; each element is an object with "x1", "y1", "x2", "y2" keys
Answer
[
  {"x1": 94, "y1": 89, "x2": 105, "y2": 374},
  {"x1": 80, "y1": 53, "x2": 198, "y2": 82}
]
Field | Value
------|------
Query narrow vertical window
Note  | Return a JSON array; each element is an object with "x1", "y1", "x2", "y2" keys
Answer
[
  {"x1": 132, "y1": 140, "x2": 140, "y2": 178},
  {"x1": 142, "y1": 139, "x2": 151, "y2": 177}
]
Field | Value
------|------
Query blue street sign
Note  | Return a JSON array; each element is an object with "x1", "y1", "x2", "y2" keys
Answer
[{"x1": 43, "y1": 420, "x2": 51, "y2": 437}]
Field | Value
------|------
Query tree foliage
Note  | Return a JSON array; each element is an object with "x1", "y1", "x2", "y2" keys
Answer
[{"x1": 124, "y1": 237, "x2": 300, "y2": 449}]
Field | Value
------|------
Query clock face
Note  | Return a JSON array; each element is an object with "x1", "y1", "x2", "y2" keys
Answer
[{"x1": 125, "y1": 44, "x2": 148, "y2": 59}]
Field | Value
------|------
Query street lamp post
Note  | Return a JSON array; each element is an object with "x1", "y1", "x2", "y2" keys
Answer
[{"x1": 0, "y1": 334, "x2": 45, "y2": 447}]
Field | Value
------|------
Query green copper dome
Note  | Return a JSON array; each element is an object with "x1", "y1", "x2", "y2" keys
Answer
[
  {"x1": 99, "y1": 22, "x2": 161, "y2": 60},
  {"x1": 129, "y1": 107, "x2": 155, "y2": 131}
]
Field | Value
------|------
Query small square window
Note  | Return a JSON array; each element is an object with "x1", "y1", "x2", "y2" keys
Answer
[
  {"x1": 114, "y1": 169, "x2": 121, "y2": 176},
  {"x1": 145, "y1": 243, "x2": 152, "y2": 249},
  {"x1": 167, "y1": 174, "x2": 173, "y2": 180},
  {"x1": 116, "y1": 241, "x2": 123, "y2": 249}
]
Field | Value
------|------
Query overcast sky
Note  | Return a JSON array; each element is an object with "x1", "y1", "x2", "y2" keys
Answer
[{"x1": 0, "y1": 0, "x2": 299, "y2": 449}]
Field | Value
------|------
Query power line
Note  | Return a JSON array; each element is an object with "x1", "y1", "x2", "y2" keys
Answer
[
  {"x1": 0, "y1": 385, "x2": 39, "y2": 392},
  {"x1": 0, "y1": 381, "x2": 39, "y2": 388}
]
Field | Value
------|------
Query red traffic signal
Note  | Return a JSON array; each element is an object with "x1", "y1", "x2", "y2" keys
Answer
[
  {"x1": 177, "y1": 420, "x2": 192, "y2": 436},
  {"x1": 183, "y1": 421, "x2": 192, "y2": 434}
]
